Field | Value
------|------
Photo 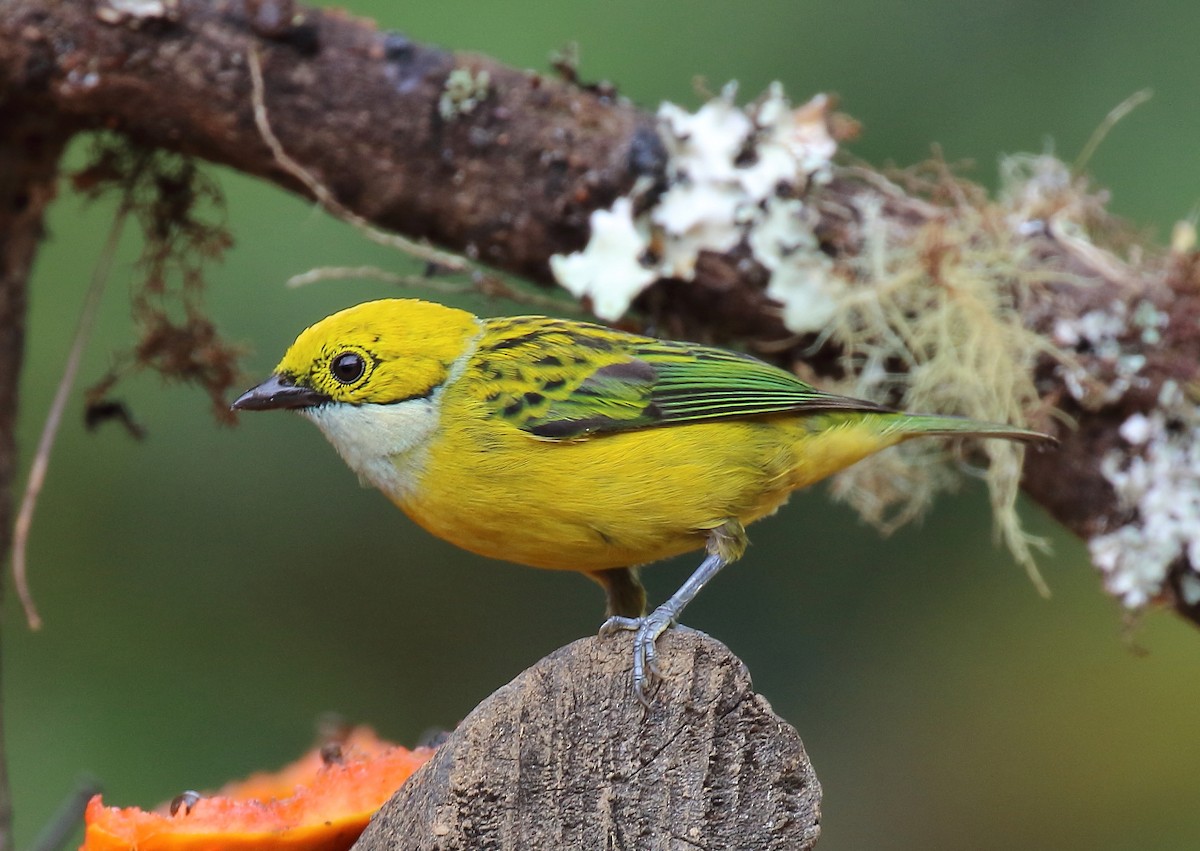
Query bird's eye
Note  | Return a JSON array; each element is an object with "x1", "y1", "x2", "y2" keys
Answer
[{"x1": 330, "y1": 352, "x2": 366, "y2": 384}]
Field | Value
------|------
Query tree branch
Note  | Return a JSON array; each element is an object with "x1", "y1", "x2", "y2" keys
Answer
[
  {"x1": 0, "y1": 96, "x2": 73, "y2": 851},
  {"x1": 0, "y1": 0, "x2": 662, "y2": 281},
  {"x1": 4, "y1": 0, "x2": 1198, "y2": 624}
]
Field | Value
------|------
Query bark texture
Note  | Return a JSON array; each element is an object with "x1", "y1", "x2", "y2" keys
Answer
[
  {"x1": 355, "y1": 629, "x2": 820, "y2": 851},
  {"x1": 0, "y1": 0, "x2": 662, "y2": 281}
]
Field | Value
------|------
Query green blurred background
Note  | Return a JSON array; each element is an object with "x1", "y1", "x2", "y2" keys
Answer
[{"x1": 9, "y1": 1, "x2": 1200, "y2": 849}]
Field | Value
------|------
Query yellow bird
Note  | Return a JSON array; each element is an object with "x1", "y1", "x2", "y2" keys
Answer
[{"x1": 233, "y1": 298, "x2": 1050, "y2": 700}]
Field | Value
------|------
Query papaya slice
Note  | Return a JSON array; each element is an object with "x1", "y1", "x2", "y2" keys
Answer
[{"x1": 81, "y1": 727, "x2": 433, "y2": 851}]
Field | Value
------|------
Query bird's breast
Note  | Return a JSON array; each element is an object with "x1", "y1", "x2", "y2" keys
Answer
[{"x1": 399, "y1": 411, "x2": 803, "y2": 571}]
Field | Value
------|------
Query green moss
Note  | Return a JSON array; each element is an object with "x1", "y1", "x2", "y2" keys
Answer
[{"x1": 815, "y1": 156, "x2": 1102, "y2": 591}]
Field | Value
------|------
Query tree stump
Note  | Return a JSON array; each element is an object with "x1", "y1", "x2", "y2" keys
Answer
[{"x1": 355, "y1": 628, "x2": 821, "y2": 850}]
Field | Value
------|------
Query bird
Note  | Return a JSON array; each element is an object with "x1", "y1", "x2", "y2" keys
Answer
[{"x1": 233, "y1": 298, "x2": 1052, "y2": 702}]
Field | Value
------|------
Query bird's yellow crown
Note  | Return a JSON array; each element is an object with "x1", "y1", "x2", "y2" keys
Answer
[{"x1": 274, "y1": 299, "x2": 482, "y2": 404}]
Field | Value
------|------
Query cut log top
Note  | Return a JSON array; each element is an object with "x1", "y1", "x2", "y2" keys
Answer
[{"x1": 356, "y1": 629, "x2": 821, "y2": 850}]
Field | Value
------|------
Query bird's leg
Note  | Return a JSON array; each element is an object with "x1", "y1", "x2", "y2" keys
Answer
[
  {"x1": 600, "y1": 520, "x2": 747, "y2": 704},
  {"x1": 586, "y1": 566, "x2": 647, "y2": 619}
]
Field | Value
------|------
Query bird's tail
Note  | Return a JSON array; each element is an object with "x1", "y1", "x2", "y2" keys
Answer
[
  {"x1": 880, "y1": 412, "x2": 1055, "y2": 445},
  {"x1": 786, "y1": 411, "x2": 1052, "y2": 492}
]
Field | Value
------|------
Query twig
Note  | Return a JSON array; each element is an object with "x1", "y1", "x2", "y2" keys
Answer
[
  {"x1": 286, "y1": 265, "x2": 582, "y2": 312},
  {"x1": 11, "y1": 203, "x2": 128, "y2": 630},
  {"x1": 285, "y1": 265, "x2": 451, "y2": 290},
  {"x1": 1073, "y1": 89, "x2": 1153, "y2": 175}
]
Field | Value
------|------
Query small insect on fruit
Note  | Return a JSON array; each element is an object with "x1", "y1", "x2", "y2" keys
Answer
[{"x1": 234, "y1": 299, "x2": 1053, "y2": 703}]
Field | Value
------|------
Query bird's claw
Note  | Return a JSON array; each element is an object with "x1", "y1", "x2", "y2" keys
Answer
[
  {"x1": 598, "y1": 615, "x2": 640, "y2": 638},
  {"x1": 599, "y1": 608, "x2": 676, "y2": 706}
]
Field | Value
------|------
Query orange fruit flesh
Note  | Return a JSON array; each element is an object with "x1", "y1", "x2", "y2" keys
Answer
[{"x1": 81, "y1": 728, "x2": 434, "y2": 851}]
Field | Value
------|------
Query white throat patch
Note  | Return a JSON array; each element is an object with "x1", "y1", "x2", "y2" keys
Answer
[
  {"x1": 299, "y1": 322, "x2": 482, "y2": 502},
  {"x1": 302, "y1": 399, "x2": 439, "y2": 500}
]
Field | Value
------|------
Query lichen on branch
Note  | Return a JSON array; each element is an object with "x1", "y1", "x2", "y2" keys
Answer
[
  {"x1": 550, "y1": 83, "x2": 1060, "y2": 589},
  {"x1": 3, "y1": 0, "x2": 1199, "y2": 623}
]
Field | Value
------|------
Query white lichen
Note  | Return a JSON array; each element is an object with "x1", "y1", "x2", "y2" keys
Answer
[
  {"x1": 1131, "y1": 299, "x2": 1168, "y2": 345},
  {"x1": 1179, "y1": 572, "x2": 1200, "y2": 607},
  {"x1": 96, "y1": 0, "x2": 178, "y2": 24},
  {"x1": 749, "y1": 86, "x2": 837, "y2": 192},
  {"x1": 551, "y1": 82, "x2": 838, "y2": 321},
  {"x1": 651, "y1": 180, "x2": 743, "y2": 278},
  {"x1": 750, "y1": 198, "x2": 844, "y2": 333},
  {"x1": 439, "y1": 68, "x2": 491, "y2": 121},
  {"x1": 1051, "y1": 299, "x2": 1160, "y2": 408},
  {"x1": 548, "y1": 199, "x2": 656, "y2": 320},
  {"x1": 658, "y1": 84, "x2": 754, "y2": 186},
  {"x1": 1090, "y1": 381, "x2": 1200, "y2": 608}
]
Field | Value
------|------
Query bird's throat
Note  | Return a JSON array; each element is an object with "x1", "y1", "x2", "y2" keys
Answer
[{"x1": 302, "y1": 399, "x2": 441, "y2": 501}]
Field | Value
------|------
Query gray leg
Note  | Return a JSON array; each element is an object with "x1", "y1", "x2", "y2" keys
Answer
[{"x1": 600, "y1": 521, "x2": 745, "y2": 705}]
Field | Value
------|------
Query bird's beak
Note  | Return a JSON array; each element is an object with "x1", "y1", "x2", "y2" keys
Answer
[{"x1": 231, "y1": 374, "x2": 330, "y2": 412}]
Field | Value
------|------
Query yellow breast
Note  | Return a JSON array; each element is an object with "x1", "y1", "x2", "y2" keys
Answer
[{"x1": 394, "y1": 383, "x2": 901, "y2": 572}]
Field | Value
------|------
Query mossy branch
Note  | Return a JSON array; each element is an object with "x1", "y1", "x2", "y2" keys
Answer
[{"x1": 1, "y1": 1, "x2": 1197, "y2": 625}]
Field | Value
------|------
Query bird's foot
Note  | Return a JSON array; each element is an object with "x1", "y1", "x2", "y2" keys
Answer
[{"x1": 599, "y1": 607, "x2": 676, "y2": 706}]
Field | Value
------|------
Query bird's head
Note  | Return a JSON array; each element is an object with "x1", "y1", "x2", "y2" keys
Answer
[{"x1": 232, "y1": 299, "x2": 482, "y2": 412}]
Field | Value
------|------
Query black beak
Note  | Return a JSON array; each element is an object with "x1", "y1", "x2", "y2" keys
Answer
[{"x1": 231, "y1": 374, "x2": 330, "y2": 411}]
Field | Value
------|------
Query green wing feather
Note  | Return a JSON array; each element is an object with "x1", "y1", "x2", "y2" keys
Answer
[{"x1": 473, "y1": 316, "x2": 890, "y2": 439}]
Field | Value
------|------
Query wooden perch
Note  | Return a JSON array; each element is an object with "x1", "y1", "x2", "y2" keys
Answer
[{"x1": 355, "y1": 629, "x2": 820, "y2": 850}]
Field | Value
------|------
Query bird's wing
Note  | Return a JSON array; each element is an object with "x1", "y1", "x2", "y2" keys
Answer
[{"x1": 472, "y1": 316, "x2": 891, "y2": 439}]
